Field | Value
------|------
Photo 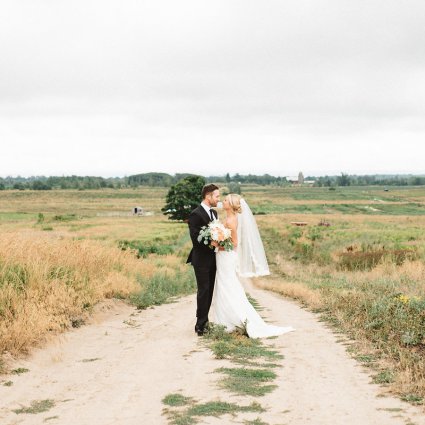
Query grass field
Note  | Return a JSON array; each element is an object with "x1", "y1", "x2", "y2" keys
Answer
[
  {"x1": 0, "y1": 187, "x2": 193, "y2": 365},
  {"x1": 1, "y1": 185, "x2": 425, "y2": 404}
]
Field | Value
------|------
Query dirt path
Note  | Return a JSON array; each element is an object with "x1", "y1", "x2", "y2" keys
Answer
[{"x1": 1, "y1": 281, "x2": 424, "y2": 425}]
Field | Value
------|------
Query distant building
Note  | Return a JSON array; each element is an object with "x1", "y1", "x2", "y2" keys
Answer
[
  {"x1": 298, "y1": 172, "x2": 304, "y2": 184},
  {"x1": 285, "y1": 172, "x2": 315, "y2": 186},
  {"x1": 132, "y1": 206, "x2": 144, "y2": 216},
  {"x1": 285, "y1": 176, "x2": 300, "y2": 185}
]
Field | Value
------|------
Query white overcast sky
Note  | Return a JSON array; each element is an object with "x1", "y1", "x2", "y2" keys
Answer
[{"x1": 1, "y1": 0, "x2": 424, "y2": 178}]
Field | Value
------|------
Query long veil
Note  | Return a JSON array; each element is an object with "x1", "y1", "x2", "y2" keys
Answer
[{"x1": 236, "y1": 198, "x2": 270, "y2": 277}]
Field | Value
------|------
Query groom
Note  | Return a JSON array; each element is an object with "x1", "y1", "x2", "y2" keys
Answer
[{"x1": 186, "y1": 184, "x2": 220, "y2": 336}]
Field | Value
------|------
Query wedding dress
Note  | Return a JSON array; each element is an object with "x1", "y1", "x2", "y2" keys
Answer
[{"x1": 211, "y1": 199, "x2": 295, "y2": 338}]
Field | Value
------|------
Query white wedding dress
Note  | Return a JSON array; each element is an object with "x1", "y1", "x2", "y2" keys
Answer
[{"x1": 210, "y1": 199, "x2": 295, "y2": 338}]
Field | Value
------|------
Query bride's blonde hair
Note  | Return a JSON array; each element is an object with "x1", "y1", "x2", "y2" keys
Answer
[{"x1": 227, "y1": 193, "x2": 242, "y2": 214}]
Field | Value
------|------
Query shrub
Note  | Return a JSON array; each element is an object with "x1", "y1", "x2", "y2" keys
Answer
[{"x1": 338, "y1": 249, "x2": 418, "y2": 271}]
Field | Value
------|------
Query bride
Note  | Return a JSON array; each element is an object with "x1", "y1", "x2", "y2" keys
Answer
[{"x1": 210, "y1": 194, "x2": 295, "y2": 338}]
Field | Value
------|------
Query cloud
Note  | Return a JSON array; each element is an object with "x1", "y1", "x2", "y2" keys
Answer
[{"x1": 0, "y1": 0, "x2": 424, "y2": 176}]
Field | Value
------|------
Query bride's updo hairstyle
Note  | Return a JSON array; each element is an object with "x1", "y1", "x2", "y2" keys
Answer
[{"x1": 227, "y1": 194, "x2": 242, "y2": 214}]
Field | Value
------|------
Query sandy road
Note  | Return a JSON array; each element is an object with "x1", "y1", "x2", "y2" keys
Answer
[{"x1": 1, "y1": 280, "x2": 424, "y2": 425}]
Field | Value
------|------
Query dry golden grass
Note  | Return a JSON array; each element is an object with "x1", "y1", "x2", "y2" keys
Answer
[
  {"x1": 255, "y1": 277, "x2": 324, "y2": 311},
  {"x1": 0, "y1": 231, "x2": 159, "y2": 356},
  {"x1": 0, "y1": 188, "x2": 195, "y2": 366}
]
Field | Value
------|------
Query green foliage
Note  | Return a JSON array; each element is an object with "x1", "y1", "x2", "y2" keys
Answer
[
  {"x1": 372, "y1": 369, "x2": 395, "y2": 384},
  {"x1": 315, "y1": 174, "x2": 425, "y2": 187},
  {"x1": 0, "y1": 264, "x2": 29, "y2": 291},
  {"x1": 129, "y1": 269, "x2": 196, "y2": 310},
  {"x1": 128, "y1": 172, "x2": 174, "y2": 187},
  {"x1": 3, "y1": 176, "x2": 122, "y2": 190},
  {"x1": 401, "y1": 394, "x2": 423, "y2": 405},
  {"x1": 31, "y1": 180, "x2": 52, "y2": 190},
  {"x1": 36, "y1": 212, "x2": 45, "y2": 224},
  {"x1": 337, "y1": 173, "x2": 351, "y2": 187},
  {"x1": 118, "y1": 239, "x2": 175, "y2": 258},
  {"x1": 162, "y1": 175, "x2": 206, "y2": 221},
  {"x1": 13, "y1": 182, "x2": 26, "y2": 190},
  {"x1": 293, "y1": 242, "x2": 314, "y2": 263}
]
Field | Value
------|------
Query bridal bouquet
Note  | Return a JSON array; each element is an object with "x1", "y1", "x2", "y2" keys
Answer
[{"x1": 197, "y1": 219, "x2": 234, "y2": 252}]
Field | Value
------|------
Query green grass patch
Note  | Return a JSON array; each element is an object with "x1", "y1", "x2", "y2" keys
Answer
[
  {"x1": 52, "y1": 213, "x2": 79, "y2": 221},
  {"x1": 12, "y1": 399, "x2": 55, "y2": 414},
  {"x1": 355, "y1": 354, "x2": 378, "y2": 366},
  {"x1": 0, "y1": 212, "x2": 37, "y2": 222},
  {"x1": 216, "y1": 367, "x2": 277, "y2": 396},
  {"x1": 372, "y1": 369, "x2": 395, "y2": 384},
  {"x1": 118, "y1": 239, "x2": 175, "y2": 258},
  {"x1": 252, "y1": 202, "x2": 425, "y2": 216},
  {"x1": 129, "y1": 269, "x2": 196, "y2": 310},
  {"x1": 162, "y1": 393, "x2": 193, "y2": 407},
  {"x1": 401, "y1": 394, "x2": 423, "y2": 405},
  {"x1": 187, "y1": 400, "x2": 264, "y2": 416},
  {"x1": 204, "y1": 324, "x2": 283, "y2": 364},
  {"x1": 163, "y1": 397, "x2": 265, "y2": 425}
]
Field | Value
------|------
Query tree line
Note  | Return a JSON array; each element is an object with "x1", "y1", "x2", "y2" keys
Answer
[
  {"x1": 0, "y1": 172, "x2": 424, "y2": 190},
  {"x1": 314, "y1": 173, "x2": 425, "y2": 187}
]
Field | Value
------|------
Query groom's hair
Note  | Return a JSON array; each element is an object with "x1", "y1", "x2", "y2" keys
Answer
[{"x1": 202, "y1": 184, "x2": 219, "y2": 199}]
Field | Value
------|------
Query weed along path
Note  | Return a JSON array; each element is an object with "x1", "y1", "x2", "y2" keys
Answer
[{"x1": 1, "y1": 282, "x2": 425, "y2": 425}]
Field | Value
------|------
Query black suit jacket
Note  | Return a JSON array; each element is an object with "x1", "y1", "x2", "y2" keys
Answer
[{"x1": 186, "y1": 205, "x2": 218, "y2": 267}]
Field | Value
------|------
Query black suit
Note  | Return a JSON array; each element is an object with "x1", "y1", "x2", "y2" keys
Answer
[{"x1": 186, "y1": 204, "x2": 218, "y2": 330}]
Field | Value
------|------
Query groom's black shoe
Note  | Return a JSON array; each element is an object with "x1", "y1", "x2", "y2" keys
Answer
[{"x1": 195, "y1": 326, "x2": 205, "y2": 336}]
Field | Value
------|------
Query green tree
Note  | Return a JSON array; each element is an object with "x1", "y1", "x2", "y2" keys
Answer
[
  {"x1": 337, "y1": 173, "x2": 351, "y2": 186},
  {"x1": 13, "y1": 182, "x2": 26, "y2": 190},
  {"x1": 31, "y1": 180, "x2": 52, "y2": 190},
  {"x1": 161, "y1": 175, "x2": 206, "y2": 221}
]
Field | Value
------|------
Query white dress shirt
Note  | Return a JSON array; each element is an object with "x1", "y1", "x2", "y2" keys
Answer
[{"x1": 201, "y1": 202, "x2": 216, "y2": 220}]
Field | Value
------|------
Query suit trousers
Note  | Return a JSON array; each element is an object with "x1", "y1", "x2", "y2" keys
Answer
[{"x1": 193, "y1": 263, "x2": 216, "y2": 329}]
